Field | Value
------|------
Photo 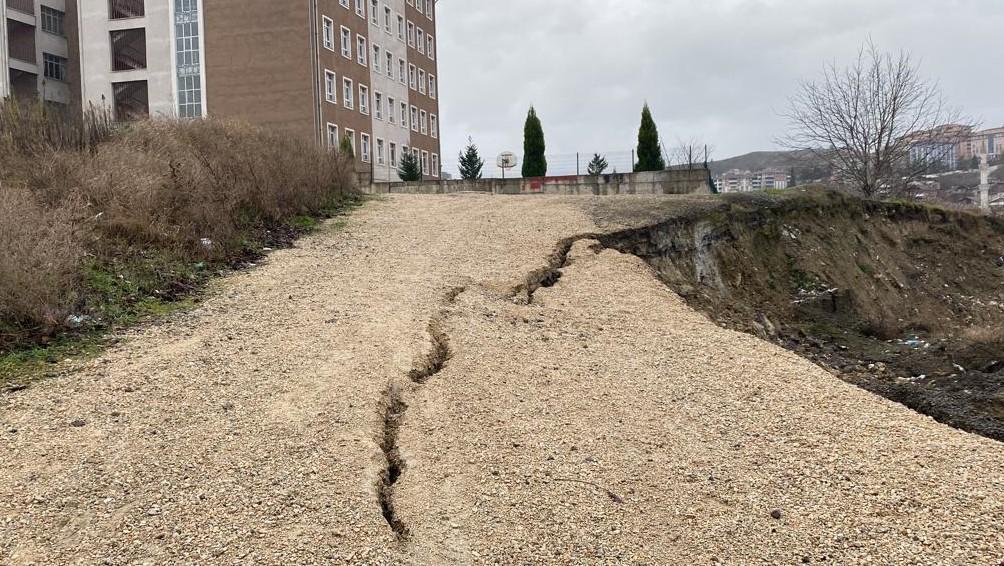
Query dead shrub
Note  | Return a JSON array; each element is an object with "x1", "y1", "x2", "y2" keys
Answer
[
  {"x1": 0, "y1": 185, "x2": 84, "y2": 332},
  {"x1": 1, "y1": 100, "x2": 357, "y2": 341}
]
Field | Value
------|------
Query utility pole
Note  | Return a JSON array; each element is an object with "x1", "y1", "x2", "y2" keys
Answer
[{"x1": 979, "y1": 155, "x2": 991, "y2": 213}]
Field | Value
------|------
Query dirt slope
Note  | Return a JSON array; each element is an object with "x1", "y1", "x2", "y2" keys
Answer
[{"x1": 2, "y1": 194, "x2": 1003, "y2": 565}]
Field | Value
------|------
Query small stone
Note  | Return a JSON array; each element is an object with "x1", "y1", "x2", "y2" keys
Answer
[
  {"x1": 110, "y1": 411, "x2": 122, "y2": 418},
  {"x1": 70, "y1": 419, "x2": 86, "y2": 428},
  {"x1": 7, "y1": 427, "x2": 17, "y2": 434},
  {"x1": 222, "y1": 402, "x2": 234, "y2": 411},
  {"x1": 770, "y1": 509, "x2": 783, "y2": 520}
]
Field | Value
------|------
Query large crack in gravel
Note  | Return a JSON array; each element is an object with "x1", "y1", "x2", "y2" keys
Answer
[
  {"x1": 513, "y1": 235, "x2": 597, "y2": 304},
  {"x1": 377, "y1": 384, "x2": 410, "y2": 539},
  {"x1": 376, "y1": 287, "x2": 465, "y2": 538}
]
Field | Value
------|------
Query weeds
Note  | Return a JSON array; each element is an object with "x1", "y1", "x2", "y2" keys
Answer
[{"x1": 0, "y1": 98, "x2": 358, "y2": 365}]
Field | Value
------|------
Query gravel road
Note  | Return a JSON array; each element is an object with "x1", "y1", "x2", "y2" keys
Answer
[{"x1": 2, "y1": 194, "x2": 1002, "y2": 565}]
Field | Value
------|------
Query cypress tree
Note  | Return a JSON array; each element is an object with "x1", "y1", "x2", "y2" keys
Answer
[
  {"x1": 398, "y1": 151, "x2": 422, "y2": 181},
  {"x1": 635, "y1": 103, "x2": 666, "y2": 172},
  {"x1": 458, "y1": 137, "x2": 485, "y2": 180},
  {"x1": 522, "y1": 106, "x2": 547, "y2": 178}
]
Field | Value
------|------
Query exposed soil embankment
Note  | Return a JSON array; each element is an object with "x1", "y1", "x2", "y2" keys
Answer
[{"x1": 600, "y1": 190, "x2": 1004, "y2": 441}]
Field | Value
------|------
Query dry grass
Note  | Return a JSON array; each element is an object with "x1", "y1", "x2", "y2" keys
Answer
[
  {"x1": 0, "y1": 98, "x2": 357, "y2": 343},
  {"x1": 0, "y1": 186, "x2": 84, "y2": 331}
]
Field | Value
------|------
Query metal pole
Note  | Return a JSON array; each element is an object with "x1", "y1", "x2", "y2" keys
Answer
[
  {"x1": 631, "y1": 149, "x2": 635, "y2": 171},
  {"x1": 576, "y1": 152, "x2": 580, "y2": 176}
]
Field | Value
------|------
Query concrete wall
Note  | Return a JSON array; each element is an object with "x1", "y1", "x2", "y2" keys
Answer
[{"x1": 366, "y1": 169, "x2": 713, "y2": 196}]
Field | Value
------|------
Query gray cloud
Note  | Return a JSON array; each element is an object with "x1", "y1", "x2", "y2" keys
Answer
[{"x1": 436, "y1": 0, "x2": 1004, "y2": 173}]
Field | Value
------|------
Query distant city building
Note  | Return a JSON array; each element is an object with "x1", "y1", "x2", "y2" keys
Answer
[
  {"x1": 960, "y1": 126, "x2": 1004, "y2": 163},
  {"x1": 717, "y1": 167, "x2": 790, "y2": 193}
]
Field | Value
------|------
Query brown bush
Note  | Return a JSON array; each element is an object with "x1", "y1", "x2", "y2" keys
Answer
[
  {"x1": 0, "y1": 185, "x2": 84, "y2": 332},
  {"x1": 0, "y1": 99, "x2": 357, "y2": 340}
]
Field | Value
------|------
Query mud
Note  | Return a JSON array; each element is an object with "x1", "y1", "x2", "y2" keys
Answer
[{"x1": 599, "y1": 190, "x2": 1004, "y2": 441}]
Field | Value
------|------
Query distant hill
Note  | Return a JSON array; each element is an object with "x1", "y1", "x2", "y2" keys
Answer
[{"x1": 708, "y1": 150, "x2": 827, "y2": 177}]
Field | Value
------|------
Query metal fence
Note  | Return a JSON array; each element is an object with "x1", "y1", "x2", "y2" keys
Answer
[{"x1": 440, "y1": 150, "x2": 643, "y2": 180}]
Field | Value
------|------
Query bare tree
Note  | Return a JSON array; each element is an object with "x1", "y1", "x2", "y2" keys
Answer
[
  {"x1": 669, "y1": 138, "x2": 714, "y2": 170},
  {"x1": 782, "y1": 40, "x2": 972, "y2": 197}
]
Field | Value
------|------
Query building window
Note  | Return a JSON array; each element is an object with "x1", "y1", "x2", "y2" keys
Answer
[
  {"x1": 429, "y1": 75, "x2": 436, "y2": 99},
  {"x1": 407, "y1": 21, "x2": 415, "y2": 46},
  {"x1": 42, "y1": 53, "x2": 67, "y2": 81},
  {"x1": 344, "y1": 129, "x2": 356, "y2": 155},
  {"x1": 110, "y1": 28, "x2": 147, "y2": 71},
  {"x1": 410, "y1": 106, "x2": 418, "y2": 132},
  {"x1": 427, "y1": 35, "x2": 435, "y2": 59},
  {"x1": 325, "y1": 70, "x2": 337, "y2": 103},
  {"x1": 372, "y1": 44, "x2": 381, "y2": 72},
  {"x1": 112, "y1": 80, "x2": 149, "y2": 121},
  {"x1": 355, "y1": 0, "x2": 365, "y2": 18},
  {"x1": 343, "y1": 77, "x2": 354, "y2": 109},
  {"x1": 397, "y1": 15, "x2": 405, "y2": 40},
  {"x1": 340, "y1": 26, "x2": 352, "y2": 58},
  {"x1": 420, "y1": 109, "x2": 427, "y2": 135},
  {"x1": 432, "y1": 154, "x2": 439, "y2": 177},
  {"x1": 374, "y1": 91, "x2": 383, "y2": 120},
  {"x1": 417, "y1": 29, "x2": 425, "y2": 54},
  {"x1": 327, "y1": 123, "x2": 339, "y2": 148},
  {"x1": 175, "y1": 0, "x2": 203, "y2": 118},
  {"x1": 361, "y1": 133, "x2": 371, "y2": 162},
  {"x1": 408, "y1": 64, "x2": 416, "y2": 90},
  {"x1": 426, "y1": 0, "x2": 433, "y2": 19},
  {"x1": 370, "y1": 0, "x2": 378, "y2": 24},
  {"x1": 40, "y1": 6, "x2": 65, "y2": 36},
  {"x1": 359, "y1": 84, "x2": 369, "y2": 114},
  {"x1": 389, "y1": 142, "x2": 398, "y2": 167},
  {"x1": 357, "y1": 35, "x2": 367, "y2": 66},
  {"x1": 400, "y1": 102, "x2": 408, "y2": 128},
  {"x1": 339, "y1": 0, "x2": 349, "y2": 7},
  {"x1": 415, "y1": 0, "x2": 423, "y2": 14},
  {"x1": 386, "y1": 52, "x2": 394, "y2": 78},
  {"x1": 322, "y1": 17, "x2": 334, "y2": 50},
  {"x1": 418, "y1": 69, "x2": 426, "y2": 94},
  {"x1": 109, "y1": 0, "x2": 145, "y2": 19},
  {"x1": 430, "y1": 114, "x2": 438, "y2": 138},
  {"x1": 387, "y1": 97, "x2": 395, "y2": 124},
  {"x1": 376, "y1": 138, "x2": 385, "y2": 165},
  {"x1": 398, "y1": 59, "x2": 406, "y2": 85},
  {"x1": 384, "y1": 6, "x2": 392, "y2": 32},
  {"x1": 421, "y1": 151, "x2": 429, "y2": 175}
]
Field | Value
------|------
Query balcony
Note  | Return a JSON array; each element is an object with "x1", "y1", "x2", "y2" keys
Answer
[
  {"x1": 6, "y1": 19, "x2": 36, "y2": 65},
  {"x1": 6, "y1": 0, "x2": 34, "y2": 16}
]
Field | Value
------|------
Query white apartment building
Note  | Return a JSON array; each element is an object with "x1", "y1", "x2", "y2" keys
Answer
[
  {"x1": 76, "y1": 0, "x2": 206, "y2": 119},
  {"x1": 2, "y1": 0, "x2": 72, "y2": 105},
  {"x1": 366, "y1": 0, "x2": 411, "y2": 181}
]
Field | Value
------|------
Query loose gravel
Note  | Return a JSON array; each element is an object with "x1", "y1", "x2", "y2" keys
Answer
[{"x1": 2, "y1": 194, "x2": 1002, "y2": 565}]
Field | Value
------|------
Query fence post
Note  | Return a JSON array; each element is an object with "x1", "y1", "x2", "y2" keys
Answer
[
  {"x1": 631, "y1": 149, "x2": 635, "y2": 171},
  {"x1": 576, "y1": 152, "x2": 580, "y2": 176}
]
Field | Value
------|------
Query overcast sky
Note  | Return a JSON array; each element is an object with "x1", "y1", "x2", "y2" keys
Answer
[{"x1": 436, "y1": 0, "x2": 1004, "y2": 174}]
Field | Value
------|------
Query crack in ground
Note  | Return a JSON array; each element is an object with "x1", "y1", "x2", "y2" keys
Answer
[
  {"x1": 376, "y1": 286, "x2": 465, "y2": 538},
  {"x1": 378, "y1": 384, "x2": 410, "y2": 539},
  {"x1": 512, "y1": 234, "x2": 597, "y2": 304}
]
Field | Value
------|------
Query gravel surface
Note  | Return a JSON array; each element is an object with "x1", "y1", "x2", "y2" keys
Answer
[{"x1": 2, "y1": 194, "x2": 1003, "y2": 565}]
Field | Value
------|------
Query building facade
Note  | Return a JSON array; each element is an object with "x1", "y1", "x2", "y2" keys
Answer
[
  {"x1": 3, "y1": 0, "x2": 441, "y2": 179},
  {"x1": 717, "y1": 168, "x2": 790, "y2": 193},
  {"x1": 2, "y1": 0, "x2": 73, "y2": 106}
]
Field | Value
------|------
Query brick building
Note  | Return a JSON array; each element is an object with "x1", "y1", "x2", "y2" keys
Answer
[{"x1": 2, "y1": 0, "x2": 441, "y2": 179}]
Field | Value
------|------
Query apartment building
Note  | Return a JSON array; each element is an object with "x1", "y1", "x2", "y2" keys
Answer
[
  {"x1": 2, "y1": 0, "x2": 73, "y2": 106},
  {"x1": 2, "y1": 0, "x2": 442, "y2": 180},
  {"x1": 960, "y1": 126, "x2": 1004, "y2": 164},
  {"x1": 717, "y1": 168, "x2": 790, "y2": 193}
]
